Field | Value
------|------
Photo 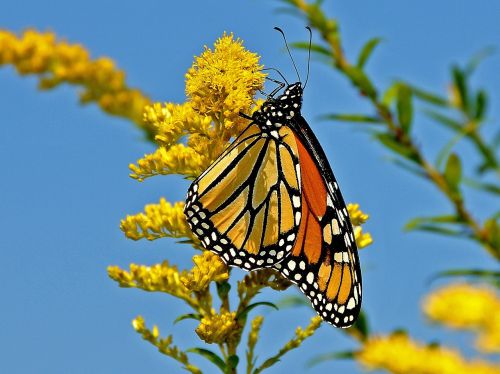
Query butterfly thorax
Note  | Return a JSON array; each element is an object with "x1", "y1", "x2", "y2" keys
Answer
[{"x1": 252, "y1": 82, "x2": 303, "y2": 132}]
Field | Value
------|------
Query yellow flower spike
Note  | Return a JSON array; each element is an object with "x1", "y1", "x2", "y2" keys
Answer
[
  {"x1": 143, "y1": 102, "x2": 213, "y2": 148},
  {"x1": 423, "y1": 283, "x2": 500, "y2": 353},
  {"x1": 195, "y1": 311, "x2": 239, "y2": 345},
  {"x1": 107, "y1": 261, "x2": 196, "y2": 307},
  {"x1": 120, "y1": 199, "x2": 196, "y2": 242},
  {"x1": 130, "y1": 144, "x2": 208, "y2": 181},
  {"x1": 347, "y1": 203, "x2": 369, "y2": 226},
  {"x1": 356, "y1": 332, "x2": 500, "y2": 374},
  {"x1": 354, "y1": 226, "x2": 373, "y2": 248},
  {"x1": 132, "y1": 316, "x2": 202, "y2": 374},
  {"x1": 0, "y1": 29, "x2": 152, "y2": 133},
  {"x1": 185, "y1": 33, "x2": 265, "y2": 129},
  {"x1": 181, "y1": 251, "x2": 229, "y2": 292}
]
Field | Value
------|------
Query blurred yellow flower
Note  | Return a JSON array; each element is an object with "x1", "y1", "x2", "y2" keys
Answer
[
  {"x1": 0, "y1": 29, "x2": 151, "y2": 131},
  {"x1": 348, "y1": 203, "x2": 369, "y2": 226},
  {"x1": 196, "y1": 311, "x2": 239, "y2": 344},
  {"x1": 181, "y1": 251, "x2": 229, "y2": 292},
  {"x1": 423, "y1": 283, "x2": 500, "y2": 353},
  {"x1": 357, "y1": 332, "x2": 500, "y2": 374}
]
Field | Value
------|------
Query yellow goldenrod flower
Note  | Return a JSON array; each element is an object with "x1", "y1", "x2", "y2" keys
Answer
[
  {"x1": 357, "y1": 332, "x2": 500, "y2": 374},
  {"x1": 107, "y1": 261, "x2": 195, "y2": 306},
  {"x1": 120, "y1": 199, "x2": 196, "y2": 242},
  {"x1": 132, "y1": 316, "x2": 202, "y2": 374},
  {"x1": 185, "y1": 33, "x2": 265, "y2": 128},
  {"x1": 130, "y1": 144, "x2": 208, "y2": 181},
  {"x1": 181, "y1": 251, "x2": 229, "y2": 292},
  {"x1": 195, "y1": 311, "x2": 239, "y2": 344},
  {"x1": 423, "y1": 283, "x2": 500, "y2": 353},
  {"x1": 348, "y1": 203, "x2": 369, "y2": 226},
  {"x1": 0, "y1": 29, "x2": 152, "y2": 132}
]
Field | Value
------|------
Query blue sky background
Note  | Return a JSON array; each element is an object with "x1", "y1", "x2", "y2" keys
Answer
[{"x1": 1, "y1": 1, "x2": 499, "y2": 373}]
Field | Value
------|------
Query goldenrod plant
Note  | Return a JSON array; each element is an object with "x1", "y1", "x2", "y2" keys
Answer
[{"x1": 1, "y1": 2, "x2": 498, "y2": 372}]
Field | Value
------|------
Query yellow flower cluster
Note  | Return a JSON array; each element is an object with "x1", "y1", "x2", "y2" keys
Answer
[
  {"x1": 186, "y1": 33, "x2": 265, "y2": 127},
  {"x1": 0, "y1": 29, "x2": 152, "y2": 131},
  {"x1": 107, "y1": 261, "x2": 194, "y2": 305},
  {"x1": 130, "y1": 34, "x2": 266, "y2": 181},
  {"x1": 132, "y1": 316, "x2": 201, "y2": 374},
  {"x1": 357, "y1": 332, "x2": 500, "y2": 374},
  {"x1": 423, "y1": 283, "x2": 500, "y2": 353},
  {"x1": 181, "y1": 251, "x2": 229, "y2": 292},
  {"x1": 348, "y1": 204, "x2": 373, "y2": 248},
  {"x1": 120, "y1": 198, "x2": 195, "y2": 242},
  {"x1": 195, "y1": 311, "x2": 239, "y2": 344}
]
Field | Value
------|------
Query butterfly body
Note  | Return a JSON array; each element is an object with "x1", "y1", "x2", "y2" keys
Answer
[{"x1": 184, "y1": 81, "x2": 362, "y2": 327}]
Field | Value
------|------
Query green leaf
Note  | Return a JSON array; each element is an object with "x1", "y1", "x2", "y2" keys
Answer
[
  {"x1": 187, "y1": 348, "x2": 226, "y2": 372},
  {"x1": 291, "y1": 41, "x2": 331, "y2": 57},
  {"x1": 396, "y1": 84, "x2": 413, "y2": 133},
  {"x1": 276, "y1": 295, "x2": 311, "y2": 309},
  {"x1": 307, "y1": 350, "x2": 355, "y2": 367},
  {"x1": 484, "y1": 218, "x2": 500, "y2": 252},
  {"x1": 444, "y1": 153, "x2": 462, "y2": 191},
  {"x1": 320, "y1": 113, "x2": 382, "y2": 124},
  {"x1": 424, "y1": 110, "x2": 462, "y2": 131},
  {"x1": 344, "y1": 65, "x2": 377, "y2": 99},
  {"x1": 435, "y1": 128, "x2": 469, "y2": 170},
  {"x1": 350, "y1": 310, "x2": 369, "y2": 339},
  {"x1": 405, "y1": 215, "x2": 460, "y2": 232},
  {"x1": 382, "y1": 83, "x2": 399, "y2": 106},
  {"x1": 474, "y1": 90, "x2": 487, "y2": 120},
  {"x1": 464, "y1": 46, "x2": 496, "y2": 76},
  {"x1": 254, "y1": 357, "x2": 280, "y2": 373},
  {"x1": 463, "y1": 178, "x2": 500, "y2": 195},
  {"x1": 388, "y1": 157, "x2": 427, "y2": 179},
  {"x1": 410, "y1": 86, "x2": 449, "y2": 107},
  {"x1": 216, "y1": 281, "x2": 231, "y2": 300},
  {"x1": 173, "y1": 313, "x2": 202, "y2": 324},
  {"x1": 227, "y1": 355, "x2": 239, "y2": 371},
  {"x1": 407, "y1": 224, "x2": 464, "y2": 237},
  {"x1": 357, "y1": 37, "x2": 382, "y2": 68},
  {"x1": 237, "y1": 302, "x2": 278, "y2": 322},
  {"x1": 375, "y1": 133, "x2": 416, "y2": 160},
  {"x1": 452, "y1": 66, "x2": 469, "y2": 113}
]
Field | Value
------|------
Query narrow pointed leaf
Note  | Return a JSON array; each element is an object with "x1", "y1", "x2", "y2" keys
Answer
[
  {"x1": 276, "y1": 295, "x2": 311, "y2": 309},
  {"x1": 187, "y1": 348, "x2": 227, "y2": 372},
  {"x1": 174, "y1": 313, "x2": 202, "y2": 325},
  {"x1": 474, "y1": 90, "x2": 487, "y2": 120},
  {"x1": 424, "y1": 110, "x2": 462, "y2": 131},
  {"x1": 465, "y1": 46, "x2": 496, "y2": 76},
  {"x1": 227, "y1": 355, "x2": 239, "y2": 371},
  {"x1": 291, "y1": 41, "x2": 331, "y2": 57},
  {"x1": 463, "y1": 178, "x2": 500, "y2": 195},
  {"x1": 344, "y1": 65, "x2": 377, "y2": 99},
  {"x1": 320, "y1": 113, "x2": 382, "y2": 124},
  {"x1": 375, "y1": 133, "x2": 415, "y2": 160},
  {"x1": 307, "y1": 351, "x2": 355, "y2": 367},
  {"x1": 357, "y1": 37, "x2": 382, "y2": 68},
  {"x1": 396, "y1": 84, "x2": 413, "y2": 133},
  {"x1": 237, "y1": 302, "x2": 278, "y2": 322},
  {"x1": 405, "y1": 215, "x2": 460, "y2": 231},
  {"x1": 410, "y1": 86, "x2": 449, "y2": 107},
  {"x1": 452, "y1": 66, "x2": 469, "y2": 113},
  {"x1": 444, "y1": 153, "x2": 462, "y2": 190}
]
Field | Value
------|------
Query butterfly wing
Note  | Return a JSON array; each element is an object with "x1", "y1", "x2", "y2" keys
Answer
[
  {"x1": 274, "y1": 116, "x2": 362, "y2": 328},
  {"x1": 184, "y1": 123, "x2": 302, "y2": 270}
]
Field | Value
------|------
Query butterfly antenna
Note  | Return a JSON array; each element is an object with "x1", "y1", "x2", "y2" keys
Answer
[
  {"x1": 304, "y1": 26, "x2": 312, "y2": 89},
  {"x1": 262, "y1": 67, "x2": 289, "y2": 85},
  {"x1": 274, "y1": 27, "x2": 301, "y2": 83}
]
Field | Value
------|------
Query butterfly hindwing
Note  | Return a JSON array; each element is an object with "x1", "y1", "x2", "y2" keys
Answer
[
  {"x1": 274, "y1": 117, "x2": 362, "y2": 328},
  {"x1": 184, "y1": 124, "x2": 302, "y2": 270}
]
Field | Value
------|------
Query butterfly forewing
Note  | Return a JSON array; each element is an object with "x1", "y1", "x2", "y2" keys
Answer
[{"x1": 184, "y1": 124, "x2": 302, "y2": 270}]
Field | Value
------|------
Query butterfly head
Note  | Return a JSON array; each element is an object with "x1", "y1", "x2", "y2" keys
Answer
[{"x1": 253, "y1": 82, "x2": 303, "y2": 129}]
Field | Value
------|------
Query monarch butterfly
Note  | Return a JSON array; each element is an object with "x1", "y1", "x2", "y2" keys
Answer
[{"x1": 184, "y1": 28, "x2": 362, "y2": 328}]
